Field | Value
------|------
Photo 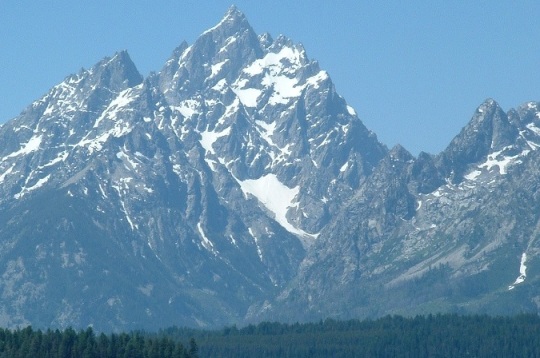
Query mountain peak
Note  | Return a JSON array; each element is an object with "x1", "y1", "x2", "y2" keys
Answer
[
  {"x1": 388, "y1": 144, "x2": 413, "y2": 162},
  {"x1": 92, "y1": 50, "x2": 143, "y2": 91},
  {"x1": 225, "y1": 4, "x2": 242, "y2": 18},
  {"x1": 476, "y1": 98, "x2": 500, "y2": 114},
  {"x1": 437, "y1": 98, "x2": 519, "y2": 182},
  {"x1": 203, "y1": 5, "x2": 251, "y2": 36},
  {"x1": 159, "y1": 6, "x2": 262, "y2": 100},
  {"x1": 97, "y1": 50, "x2": 133, "y2": 69}
]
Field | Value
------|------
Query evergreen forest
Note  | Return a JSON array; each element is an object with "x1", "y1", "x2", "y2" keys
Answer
[
  {"x1": 0, "y1": 326, "x2": 197, "y2": 358},
  {"x1": 162, "y1": 314, "x2": 540, "y2": 357},
  {"x1": 3, "y1": 314, "x2": 540, "y2": 357}
]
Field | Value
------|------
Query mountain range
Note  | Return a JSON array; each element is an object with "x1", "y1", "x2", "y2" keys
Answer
[{"x1": 1, "y1": 6, "x2": 539, "y2": 331}]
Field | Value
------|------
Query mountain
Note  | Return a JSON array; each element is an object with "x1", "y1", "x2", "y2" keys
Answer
[
  {"x1": 264, "y1": 99, "x2": 540, "y2": 322},
  {"x1": 0, "y1": 6, "x2": 539, "y2": 331}
]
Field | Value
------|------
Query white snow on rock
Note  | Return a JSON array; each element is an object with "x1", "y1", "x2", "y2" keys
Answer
[
  {"x1": 14, "y1": 174, "x2": 51, "y2": 199},
  {"x1": 255, "y1": 120, "x2": 277, "y2": 147},
  {"x1": 263, "y1": 73, "x2": 302, "y2": 105},
  {"x1": 37, "y1": 151, "x2": 69, "y2": 170},
  {"x1": 93, "y1": 87, "x2": 137, "y2": 128},
  {"x1": 305, "y1": 70, "x2": 328, "y2": 89},
  {"x1": 0, "y1": 164, "x2": 16, "y2": 183},
  {"x1": 116, "y1": 150, "x2": 140, "y2": 170},
  {"x1": 478, "y1": 147, "x2": 529, "y2": 175},
  {"x1": 197, "y1": 222, "x2": 218, "y2": 256},
  {"x1": 466, "y1": 146, "x2": 533, "y2": 181},
  {"x1": 75, "y1": 121, "x2": 133, "y2": 154},
  {"x1": 526, "y1": 122, "x2": 540, "y2": 136},
  {"x1": 171, "y1": 100, "x2": 200, "y2": 118},
  {"x1": 237, "y1": 174, "x2": 316, "y2": 240},
  {"x1": 240, "y1": 46, "x2": 311, "y2": 106},
  {"x1": 480, "y1": 152, "x2": 519, "y2": 175},
  {"x1": 464, "y1": 170, "x2": 482, "y2": 181},
  {"x1": 2, "y1": 135, "x2": 43, "y2": 162},
  {"x1": 211, "y1": 79, "x2": 228, "y2": 93},
  {"x1": 232, "y1": 87, "x2": 261, "y2": 107},
  {"x1": 243, "y1": 46, "x2": 303, "y2": 76},
  {"x1": 248, "y1": 228, "x2": 263, "y2": 261},
  {"x1": 509, "y1": 252, "x2": 527, "y2": 290},
  {"x1": 200, "y1": 127, "x2": 231, "y2": 155},
  {"x1": 210, "y1": 59, "x2": 229, "y2": 77}
]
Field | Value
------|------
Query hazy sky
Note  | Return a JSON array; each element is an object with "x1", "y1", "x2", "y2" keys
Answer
[{"x1": 1, "y1": 1, "x2": 539, "y2": 155}]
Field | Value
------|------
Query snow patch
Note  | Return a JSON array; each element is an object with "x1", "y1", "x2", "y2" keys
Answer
[
  {"x1": 120, "y1": 199, "x2": 137, "y2": 231},
  {"x1": 464, "y1": 170, "x2": 482, "y2": 181},
  {"x1": 212, "y1": 79, "x2": 228, "y2": 93},
  {"x1": 237, "y1": 174, "x2": 315, "y2": 240},
  {"x1": 2, "y1": 135, "x2": 42, "y2": 161},
  {"x1": 171, "y1": 100, "x2": 199, "y2": 118},
  {"x1": 204, "y1": 158, "x2": 218, "y2": 171},
  {"x1": 248, "y1": 228, "x2": 263, "y2": 261},
  {"x1": 509, "y1": 252, "x2": 527, "y2": 290},
  {"x1": 305, "y1": 71, "x2": 328, "y2": 89},
  {"x1": 116, "y1": 150, "x2": 140, "y2": 170},
  {"x1": 210, "y1": 59, "x2": 229, "y2": 77},
  {"x1": 75, "y1": 122, "x2": 132, "y2": 154},
  {"x1": 200, "y1": 127, "x2": 231, "y2": 155},
  {"x1": 197, "y1": 222, "x2": 218, "y2": 256},
  {"x1": 98, "y1": 182, "x2": 108, "y2": 199},
  {"x1": 527, "y1": 122, "x2": 540, "y2": 136},
  {"x1": 39, "y1": 151, "x2": 69, "y2": 170},
  {"x1": 255, "y1": 120, "x2": 277, "y2": 147},
  {"x1": 263, "y1": 73, "x2": 302, "y2": 105},
  {"x1": 244, "y1": 46, "x2": 303, "y2": 76},
  {"x1": 14, "y1": 174, "x2": 51, "y2": 199},
  {"x1": 0, "y1": 164, "x2": 16, "y2": 183},
  {"x1": 93, "y1": 88, "x2": 136, "y2": 128},
  {"x1": 232, "y1": 88, "x2": 261, "y2": 107},
  {"x1": 479, "y1": 148, "x2": 526, "y2": 175},
  {"x1": 240, "y1": 46, "x2": 309, "y2": 106}
]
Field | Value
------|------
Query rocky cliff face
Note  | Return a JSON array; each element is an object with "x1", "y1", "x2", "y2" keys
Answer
[{"x1": 0, "y1": 6, "x2": 539, "y2": 331}]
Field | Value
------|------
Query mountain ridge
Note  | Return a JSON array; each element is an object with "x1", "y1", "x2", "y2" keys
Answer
[{"x1": 0, "y1": 7, "x2": 539, "y2": 331}]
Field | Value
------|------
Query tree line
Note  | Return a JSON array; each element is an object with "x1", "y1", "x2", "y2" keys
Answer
[
  {"x1": 3, "y1": 314, "x2": 540, "y2": 357},
  {"x1": 0, "y1": 326, "x2": 197, "y2": 358},
  {"x1": 161, "y1": 313, "x2": 540, "y2": 357}
]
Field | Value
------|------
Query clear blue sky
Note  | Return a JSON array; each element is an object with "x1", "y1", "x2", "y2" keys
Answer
[{"x1": 1, "y1": 1, "x2": 539, "y2": 155}]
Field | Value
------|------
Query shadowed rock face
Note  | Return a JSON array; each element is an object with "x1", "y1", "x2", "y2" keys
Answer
[{"x1": 1, "y1": 7, "x2": 540, "y2": 331}]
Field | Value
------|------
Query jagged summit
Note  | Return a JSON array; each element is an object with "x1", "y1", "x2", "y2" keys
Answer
[
  {"x1": 90, "y1": 50, "x2": 143, "y2": 90},
  {"x1": 388, "y1": 144, "x2": 413, "y2": 161},
  {"x1": 203, "y1": 5, "x2": 251, "y2": 35},
  {"x1": 437, "y1": 98, "x2": 522, "y2": 182}
]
